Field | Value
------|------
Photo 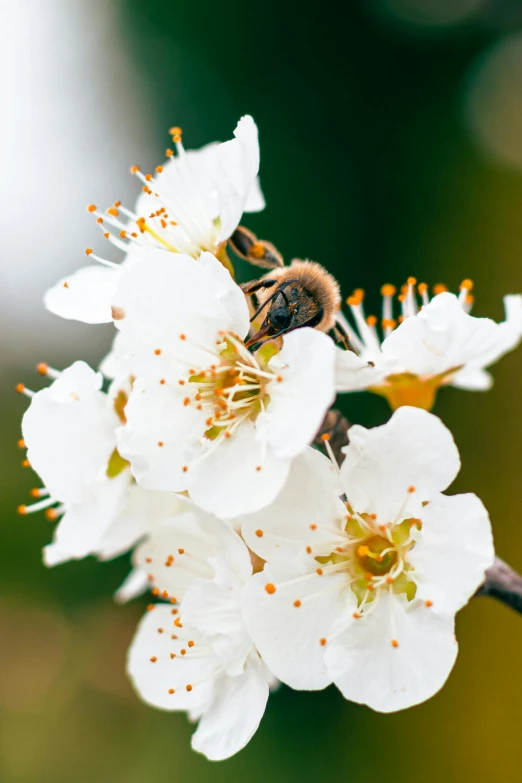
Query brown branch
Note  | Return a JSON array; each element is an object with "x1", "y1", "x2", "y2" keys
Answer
[
  {"x1": 475, "y1": 557, "x2": 522, "y2": 615},
  {"x1": 315, "y1": 409, "x2": 522, "y2": 616}
]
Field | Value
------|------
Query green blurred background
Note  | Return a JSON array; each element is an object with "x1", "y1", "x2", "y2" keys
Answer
[{"x1": 2, "y1": 0, "x2": 522, "y2": 780}]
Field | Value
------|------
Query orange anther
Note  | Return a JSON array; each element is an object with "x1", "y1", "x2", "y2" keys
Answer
[
  {"x1": 255, "y1": 465, "x2": 262, "y2": 471},
  {"x1": 380, "y1": 284, "x2": 396, "y2": 297},
  {"x1": 156, "y1": 165, "x2": 163, "y2": 173},
  {"x1": 130, "y1": 165, "x2": 140, "y2": 174},
  {"x1": 157, "y1": 627, "x2": 164, "y2": 633},
  {"x1": 321, "y1": 433, "x2": 330, "y2": 442},
  {"x1": 265, "y1": 583, "x2": 276, "y2": 595},
  {"x1": 157, "y1": 441, "x2": 164, "y2": 447},
  {"x1": 178, "y1": 548, "x2": 185, "y2": 555},
  {"x1": 459, "y1": 278, "x2": 473, "y2": 291},
  {"x1": 418, "y1": 282, "x2": 428, "y2": 294},
  {"x1": 391, "y1": 639, "x2": 399, "y2": 648},
  {"x1": 179, "y1": 334, "x2": 186, "y2": 340},
  {"x1": 152, "y1": 588, "x2": 160, "y2": 596},
  {"x1": 22, "y1": 459, "x2": 31, "y2": 468},
  {"x1": 188, "y1": 640, "x2": 194, "y2": 647},
  {"x1": 17, "y1": 505, "x2": 27, "y2": 515},
  {"x1": 316, "y1": 568, "x2": 323, "y2": 576},
  {"x1": 85, "y1": 248, "x2": 93, "y2": 255},
  {"x1": 364, "y1": 573, "x2": 373, "y2": 581},
  {"x1": 353, "y1": 612, "x2": 361, "y2": 619},
  {"x1": 107, "y1": 208, "x2": 119, "y2": 217},
  {"x1": 16, "y1": 383, "x2": 25, "y2": 394},
  {"x1": 168, "y1": 688, "x2": 175, "y2": 694},
  {"x1": 310, "y1": 524, "x2": 317, "y2": 531},
  {"x1": 293, "y1": 600, "x2": 302, "y2": 608},
  {"x1": 169, "y1": 126, "x2": 182, "y2": 136},
  {"x1": 433, "y1": 283, "x2": 448, "y2": 295},
  {"x1": 45, "y1": 508, "x2": 57, "y2": 521},
  {"x1": 87, "y1": 204, "x2": 97, "y2": 212},
  {"x1": 255, "y1": 529, "x2": 264, "y2": 538},
  {"x1": 386, "y1": 576, "x2": 394, "y2": 584},
  {"x1": 36, "y1": 362, "x2": 48, "y2": 375},
  {"x1": 319, "y1": 638, "x2": 327, "y2": 646},
  {"x1": 366, "y1": 315, "x2": 378, "y2": 326},
  {"x1": 29, "y1": 488, "x2": 40, "y2": 498},
  {"x1": 357, "y1": 545, "x2": 369, "y2": 558},
  {"x1": 147, "y1": 604, "x2": 155, "y2": 611},
  {"x1": 408, "y1": 485, "x2": 415, "y2": 493},
  {"x1": 145, "y1": 173, "x2": 153, "y2": 182},
  {"x1": 120, "y1": 230, "x2": 127, "y2": 239},
  {"x1": 150, "y1": 656, "x2": 157, "y2": 662},
  {"x1": 166, "y1": 148, "x2": 173, "y2": 157},
  {"x1": 18, "y1": 439, "x2": 25, "y2": 449},
  {"x1": 185, "y1": 684, "x2": 193, "y2": 692},
  {"x1": 306, "y1": 546, "x2": 312, "y2": 554},
  {"x1": 407, "y1": 276, "x2": 417, "y2": 286},
  {"x1": 425, "y1": 599, "x2": 433, "y2": 607}
]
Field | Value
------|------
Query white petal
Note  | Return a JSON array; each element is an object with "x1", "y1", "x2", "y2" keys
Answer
[
  {"x1": 410, "y1": 493, "x2": 494, "y2": 614},
  {"x1": 114, "y1": 568, "x2": 149, "y2": 604},
  {"x1": 95, "y1": 484, "x2": 166, "y2": 561},
  {"x1": 127, "y1": 606, "x2": 215, "y2": 712},
  {"x1": 22, "y1": 362, "x2": 118, "y2": 504},
  {"x1": 44, "y1": 265, "x2": 121, "y2": 324},
  {"x1": 112, "y1": 250, "x2": 238, "y2": 355},
  {"x1": 191, "y1": 660, "x2": 269, "y2": 761},
  {"x1": 209, "y1": 116, "x2": 262, "y2": 242},
  {"x1": 182, "y1": 577, "x2": 252, "y2": 676},
  {"x1": 340, "y1": 407, "x2": 460, "y2": 522},
  {"x1": 241, "y1": 446, "x2": 344, "y2": 566},
  {"x1": 335, "y1": 347, "x2": 385, "y2": 391},
  {"x1": 99, "y1": 331, "x2": 135, "y2": 381},
  {"x1": 325, "y1": 594, "x2": 458, "y2": 712},
  {"x1": 117, "y1": 380, "x2": 207, "y2": 492},
  {"x1": 242, "y1": 567, "x2": 351, "y2": 690},
  {"x1": 197, "y1": 251, "x2": 250, "y2": 338},
  {"x1": 257, "y1": 329, "x2": 336, "y2": 459},
  {"x1": 188, "y1": 422, "x2": 291, "y2": 517},
  {"x1": 244, "y1": 176, "x2": 265, "y2": 213},
  {"x1": 43, "y1": 472, "x2": 129, "y2": 566},
  {"x1": 449, "y1": 368, "x2": 493, "y2": 390},
  {"x1": 134, "y1": 506, "x2": 250, "y2": 604},
  {"x1": 381, "y1": 291, "x2": 522, "y2": 378}
]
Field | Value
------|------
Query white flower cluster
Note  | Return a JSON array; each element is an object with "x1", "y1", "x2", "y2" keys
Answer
[{"x1": 16, "y1": 117, "x2": 522, "y2": 760}]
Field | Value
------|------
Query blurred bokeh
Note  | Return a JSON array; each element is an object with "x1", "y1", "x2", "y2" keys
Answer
[{"x1": 2, "y1": 0, "x2": 522, "y2": 780}]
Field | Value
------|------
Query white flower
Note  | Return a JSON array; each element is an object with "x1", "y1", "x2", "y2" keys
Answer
[
  {"x1": 113, "y1": 250, "x2": 336, "y2": 517},
  {"x1": 335, "y1": 279, "x2": 522, "y2": 409},
  {"x1": 44, "y1": 116, "x2": 264, "y2": 325},
  {"x1": 126, "y1": 513, "x2": 272, "y2": 761},
  {"x1": 241, "y1": 407, "x2": 494, "y2": 712},
  {"x1": 19, "y1": 361, "x2": 156, "y2": 566}
]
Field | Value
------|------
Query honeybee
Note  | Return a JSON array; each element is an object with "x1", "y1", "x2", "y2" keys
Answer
[
  {"x1": 229, "y1": 225, "x2": 352, "y2": 351},
  {"x1": 241, "y1": 259, "x2": 344, "y2": 350}
]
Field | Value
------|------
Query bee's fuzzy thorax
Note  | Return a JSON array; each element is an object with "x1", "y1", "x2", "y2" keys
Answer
[{"x1": 257, "y1": 259, "x2": 341, "y2": 332}]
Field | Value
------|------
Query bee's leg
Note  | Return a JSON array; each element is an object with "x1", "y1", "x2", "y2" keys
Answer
[
  {"x1": 240, "y1": 278, "x2": 278, "y2": 297},
  {"x1": 229, "y1": 226, "x2": 284, "y2": 270},
  {"x1": 331, "y1": 321, "x2": 358, "y2": 354}
]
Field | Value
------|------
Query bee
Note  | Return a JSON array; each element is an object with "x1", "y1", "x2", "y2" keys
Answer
[
  {"x1": 229, "y1": 225, "x2": 352, "y2": 351},
  {"x1": 241, "y1": 259, "x2": 344, "y2": 350}
]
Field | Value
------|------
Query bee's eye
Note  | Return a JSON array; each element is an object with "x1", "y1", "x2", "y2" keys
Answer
[{"x1": 268, "y1": 306, "x2": 293, "y2": 331}]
